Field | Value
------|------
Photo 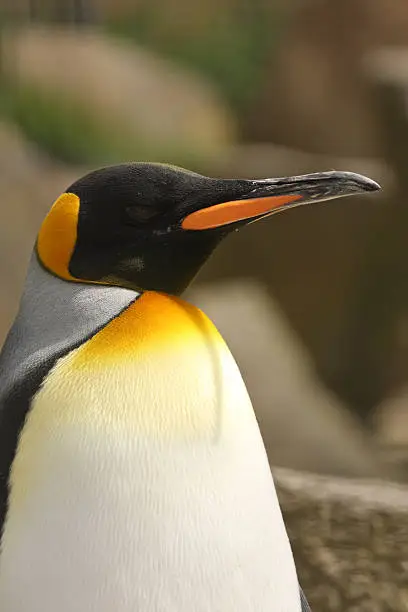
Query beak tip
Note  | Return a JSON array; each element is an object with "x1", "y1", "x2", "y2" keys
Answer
[
  {"x1": 361, "y1": 177, "x2": 381, "y2": 192},
  {"x1": 343, "y1": 172, "x2": 381, "y2": 193}
]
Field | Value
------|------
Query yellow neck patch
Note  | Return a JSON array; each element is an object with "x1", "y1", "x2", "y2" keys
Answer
[
  {"x1": 37, "y1": 192, "x2": 80, "y2": 281},
  {"x1": 74, "y1": 291, "x2": 220, "y2": 363}
]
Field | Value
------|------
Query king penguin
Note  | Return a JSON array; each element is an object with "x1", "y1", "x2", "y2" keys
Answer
[{"x1": 0, "y1": 163, "x2": 379, "y2": 612}]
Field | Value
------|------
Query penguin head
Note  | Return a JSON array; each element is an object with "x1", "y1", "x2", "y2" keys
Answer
[{"x1": 36, "y1": 162, "x2": 379, "y2": 294}]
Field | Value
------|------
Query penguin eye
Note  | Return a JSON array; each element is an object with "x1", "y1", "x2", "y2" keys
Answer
[{"x1": 125, "y1": 205, "x2": 161, "y2": 225}]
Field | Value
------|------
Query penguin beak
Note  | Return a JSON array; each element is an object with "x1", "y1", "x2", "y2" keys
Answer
[{"x1": 181, "y1": 171, "x2": 380, "y2": 231}]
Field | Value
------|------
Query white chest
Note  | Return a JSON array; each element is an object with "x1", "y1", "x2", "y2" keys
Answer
[{"x1": 0, "y1": 294, "x2": 300, "y2": 612}]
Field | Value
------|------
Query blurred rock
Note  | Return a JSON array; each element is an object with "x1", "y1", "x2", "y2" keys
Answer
[
  {"x1": 374, "y1": 388, "x2": 408, "y2": 480},
  {"x1": 375, "y1": 387, "x2": 408, "y2": 446},
  {"x1": 3, "y1": 25, "x2": 235, "y2": 159},
  {"x1": 277, "y1": 467, "x2": 408, "y2": 611},
  {"x1": 244, "y1": 0, "x2": 408, "y2": 157},
  {"x1": 187, "y1": 280, "x2": 390, "y2": 479}
]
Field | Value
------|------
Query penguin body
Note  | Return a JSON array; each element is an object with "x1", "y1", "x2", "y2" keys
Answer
[
  {"x1": 0, "y1": 282, "x2": 299, "y2": 611},
  {"x1": 0, "y1": 163, "x2": 379, "y2": 611}
]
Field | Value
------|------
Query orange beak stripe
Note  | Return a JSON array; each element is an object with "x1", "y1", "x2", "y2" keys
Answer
[{"x1": 181, "y1": 194, "x2": 302, "y2": 230}]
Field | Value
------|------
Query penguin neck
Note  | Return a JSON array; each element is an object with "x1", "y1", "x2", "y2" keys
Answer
[{"x1": 0, "y1": 252, "x2": 139, "y2": 396}]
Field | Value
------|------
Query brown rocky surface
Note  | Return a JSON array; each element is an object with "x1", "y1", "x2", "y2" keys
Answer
[{"x1": 277, "y1": 467, "x2": 408, "y2": 611}]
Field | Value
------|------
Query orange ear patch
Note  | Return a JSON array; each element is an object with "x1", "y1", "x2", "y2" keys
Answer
[
  {"x1": 182, "y1": 194, "x2": 302, "y2": 230},
  {"x1": 37, "y1": 192, "x2": 80, "y2": 281}
]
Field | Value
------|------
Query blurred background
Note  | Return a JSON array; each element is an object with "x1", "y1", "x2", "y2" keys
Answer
[{"x1": 1, "y1": 1, "x2": 408, "y2": 609}]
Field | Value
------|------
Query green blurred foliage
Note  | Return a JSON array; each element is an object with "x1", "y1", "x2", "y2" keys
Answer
[
  {"x1": 0, "y1": 79, "x2": 206, "y2": 168},
  {"x1": 0, "y1": 80, "x2": 117, "y2": 165},
  {"x1": 105, "y1": 3, "x2": 279, "y2": 114}
]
